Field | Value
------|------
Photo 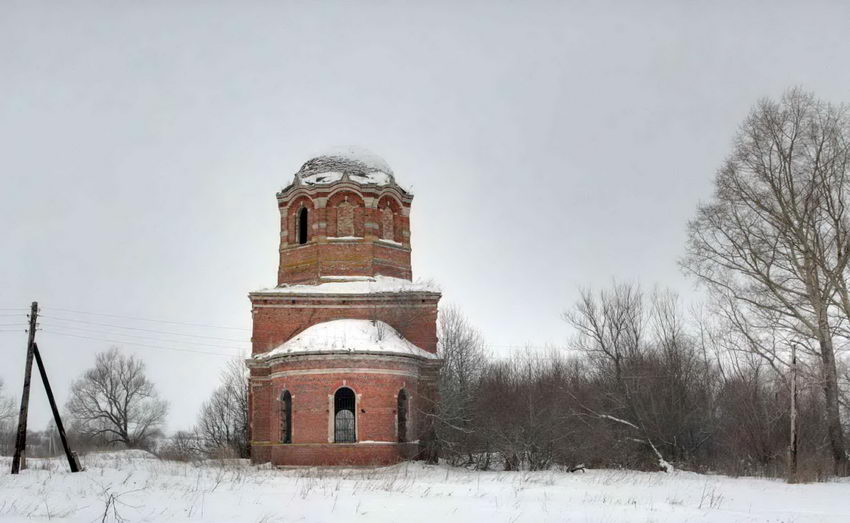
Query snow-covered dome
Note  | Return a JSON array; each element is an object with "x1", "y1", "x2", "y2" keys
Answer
[
  {"x1": 256, "y1": 319, "x2": 438, "y2": 360},
  {"x1": 294, "y1": 146, "x2": 396, "y2": 187}
]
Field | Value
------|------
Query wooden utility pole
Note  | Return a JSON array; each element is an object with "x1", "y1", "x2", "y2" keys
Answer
[
  {"x1": 10, "y1": 302, "x2": 80, "y2": 474},
  {"x1": 33, "y1": 343, "x2": 80, "y2": 472},
  {"x1": 11, "y1": 302, "x2": 38, "y2": 474},
  {"x1": 788, "y1": 343, "x2": 799, "y2": 484}
]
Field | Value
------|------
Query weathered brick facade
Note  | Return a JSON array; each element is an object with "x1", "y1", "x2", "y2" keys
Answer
[
  {"x1": 276, "y1": 179, "x2": 413, "y2": 284},
  {"x1": 247, "y1": 150, "x2": 441, "y2": 466}
]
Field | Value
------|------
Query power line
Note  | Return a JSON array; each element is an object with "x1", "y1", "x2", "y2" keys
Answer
[
  {"x1": 41, "y1": 322, "x2": 251, "y2": 351},
  {"x1": 31, "y1": 328, "x2": 571, "y2": 357},
  {"x1": 40, "y1": 319, "x2": 503, "y2": 353},
  {"x1": 40, "y1": 315, "x2": 252, "y2": 344},
  {"x1": 40, "y1": 329, "x2": 247, "y2": 358},
  {"x1": 41, "y1": 306, "x2": 251, "y2": 331},
  {"x1": 31, "y1": 305, "x2": 570, "y2": 352}
]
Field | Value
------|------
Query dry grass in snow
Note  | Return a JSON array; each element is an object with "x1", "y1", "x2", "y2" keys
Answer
[{"x1": 0, "y1": 451, "x2": 848, "y2": 522}]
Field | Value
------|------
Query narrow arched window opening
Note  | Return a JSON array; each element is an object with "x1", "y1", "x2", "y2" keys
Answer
[
  {"x1": 334, "y1": 387, "x2": 356, "y2": 443},
  {"x1": 298, "y1": 207, "x2": 309, "y2": 245},
  {"x1": 280, "y1": 390, "x2": 292, "y2": 444},
  {"x1": 397, "y1": 389, "x2": 408, "y2": 443}
]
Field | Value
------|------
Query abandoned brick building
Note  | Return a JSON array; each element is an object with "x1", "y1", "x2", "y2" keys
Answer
[{"x1": 247, "y1": 148, "x2": 442, "y2": 466}]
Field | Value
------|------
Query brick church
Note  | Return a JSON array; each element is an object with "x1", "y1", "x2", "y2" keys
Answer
[{"x1": 247, "y1": 148, "x2": 441, "y2": 466}]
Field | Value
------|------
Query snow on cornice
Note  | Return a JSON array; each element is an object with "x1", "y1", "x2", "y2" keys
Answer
[{"x1": 251, "y1": 275, "x2": 440, "y2": 296}]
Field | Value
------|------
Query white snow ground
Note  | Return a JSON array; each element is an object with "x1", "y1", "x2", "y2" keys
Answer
[{"x1": 0, "y1": 451, "x2": 848, "y2": 522}]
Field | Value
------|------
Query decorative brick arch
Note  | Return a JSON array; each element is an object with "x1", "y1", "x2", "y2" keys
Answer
[
  {"x1": 286, "y1": 196, "x2": 316, "y2": 245},
  {"x1": 327, "y1": 191, "x2": 365, "y2": 238},
  {"x1": 330, "y1": 383, "x2": 360, "y2": 401},
  {"x1": 377, "y1": 195, "x2": 402, "y2": 242},
  {"x1": 337, "y1": 201, "x2": 355, "y2": 236}
]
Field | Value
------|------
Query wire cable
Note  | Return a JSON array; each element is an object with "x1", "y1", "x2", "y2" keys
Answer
[
  {"x1": 33, "y1": 306, "x2": 571, "y2": 352},
  {"x1": 41, "y1": 329, "x2": 247, "y2": 358},
  {"x1": 41, "y1": 306, "x2": 250, "y2": 331},
  {"x1": 41, "y1": 322, "x2": 250, "y2": 350},
  {"x1": 40, "y1": 315, "x2": 252, "y2": 344}
]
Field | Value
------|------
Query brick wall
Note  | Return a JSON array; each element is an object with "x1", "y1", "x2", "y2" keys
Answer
[
  {"x1": 276, "y1": 240, "x2": 412, "y2": 284},
  {"x1": 275, "y1": 181, "x2": 413, "y2": 285},
  {"x1": 249, "y1": 355, "x2": 439, "y2": 466},
  {"x1": 248, "y1": 170, "x2": 441, "y2": 467},
  {"x1": 249, "y1": 293, "x2": 439, "y2": 355},
  {"x1": 265, "y1": 442, "x2": 419, "y2": 466}
]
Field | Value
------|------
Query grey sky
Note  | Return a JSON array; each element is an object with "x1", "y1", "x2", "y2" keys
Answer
[{"x1": 3, "y1": 1, "x2": 850, "y2": 431}]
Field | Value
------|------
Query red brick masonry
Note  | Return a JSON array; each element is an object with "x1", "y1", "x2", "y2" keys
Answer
[{"x1": 247, "y1": 155, "x2": 442, "y2": 466}]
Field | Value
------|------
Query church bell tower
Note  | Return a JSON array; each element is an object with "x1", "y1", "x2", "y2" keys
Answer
[{"x1": 247, "y1": 147, "x2": 442, "y2": 466}]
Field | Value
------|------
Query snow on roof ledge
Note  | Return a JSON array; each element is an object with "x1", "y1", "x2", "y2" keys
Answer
[
  {"x1": 252, "y1": 275, "x2": 440, "y2": 296},
  {"x1": 255, "y1": 319, "x2": 439, "y2": 360}
]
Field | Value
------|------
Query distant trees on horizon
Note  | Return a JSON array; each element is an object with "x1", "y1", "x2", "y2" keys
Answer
[{"x1": 431, "y1": 88, "x2": 850, "y2": 481}]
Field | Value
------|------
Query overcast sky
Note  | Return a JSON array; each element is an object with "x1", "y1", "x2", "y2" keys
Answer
[{"x1": 3, "y1": 1, "x2": 850, "y2": 432}]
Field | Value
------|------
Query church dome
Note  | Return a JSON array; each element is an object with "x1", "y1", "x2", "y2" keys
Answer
[{"x1": 295, "y1": 146, "x2": 396, "y2": 187}]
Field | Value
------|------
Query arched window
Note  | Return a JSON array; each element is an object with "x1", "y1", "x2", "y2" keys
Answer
[
  {"x1": 334, "y1": 387, "x2": 356, "y2": 443},
  {"x1": 280, "y1": 390, "x2": 292, "y2": 444},
  {"x1": 381, "y1": 206, "x2": 394, "y2": 241},
  {"x1": 397, "y1": 389, "x2": 408, "y2": 443},
  {"x1": 297, "y1": 207, "x2": 309, "y2": 245}
]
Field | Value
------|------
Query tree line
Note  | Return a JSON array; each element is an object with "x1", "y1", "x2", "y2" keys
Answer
[
  {"x1": 430, "y1": 89, "x2": 850, "y2": 481},
  {"x1": 431, "y1": 290, "x2": 848, "y2": 481}
]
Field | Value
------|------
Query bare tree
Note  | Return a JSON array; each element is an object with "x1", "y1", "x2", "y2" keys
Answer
[
  {"x1": 476, "y1": 350, "x2": 577, "y2": 471},
  {"x1": 0, "y1": 378, "x2": 14, "y2": 426},
  {"x1": 157, "y1": 430, "x2": 203, "y2": 462},
  {"x1": 564, "y1": 283, "x2": 722, "y2": 472},
  {"x1": 683, "y1": 89, "x2": 850, "y2": 474},
  {"x1": 66, "y1": 348, "x2": 168, "y2": 448},
  {"x1": 431, "y1": 305, "x2": 487, "y2": 465},
  {"x1": 195, "y1": 359, "x2": 249, "y2": 458},
  {"x1": 0, "y1": 379, "x2": 15, "y2": 456},
  {"x1": 564, "y1": 283, "x2": 674, "y2": 471}
]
